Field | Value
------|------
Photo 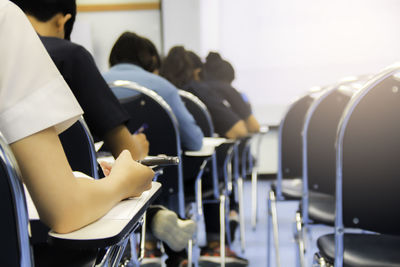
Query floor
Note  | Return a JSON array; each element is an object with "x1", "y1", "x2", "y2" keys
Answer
[{"x1": 230, "y1": 180, "x2": 334, "y2": 267}]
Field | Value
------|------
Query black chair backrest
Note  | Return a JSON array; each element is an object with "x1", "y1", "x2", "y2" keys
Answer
[
  {"x1": 305, "y1": 85, "x2": 357, "y2": 195},
  {"x1": 59, "y1": 118, "x2": 98, "y2": 178},
  {"x1": 278, "y1": 94, "x2": 315, "y2": 180},
  {"x1": 338, "y1": 68, "x2": 400, "y2": 234},
  {"x1": 109, "y1": 81, "x2": 184, "y2": 216},
  {"x1": 178, "y1": 90, "x2": 214, "y2": 137},
  {"x1": 0, "y1": 133, "x2": 33, "y2": 266}
]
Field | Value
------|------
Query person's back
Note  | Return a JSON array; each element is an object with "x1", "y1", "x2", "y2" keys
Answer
[
  {"x1": 204, "y1": 52, "x2": 260, "y2": 133},
  {"x1": 103, "y1": 32, "x2": 204, "y2": 151},
  {"x1": 161, "y1": 47, "x2": 249, "y2": 139},
  {"x1": 40, "y1": 36, "x2": 132, "y2": 141}
]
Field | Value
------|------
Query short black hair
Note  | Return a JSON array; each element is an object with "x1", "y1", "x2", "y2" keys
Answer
[
  {"x1": 204, "y1": 52, "x2": 235, "y2": 83},
  {"x1": 160, "y1": 46, "x2": 194, "y2": 89},
  {"x1": 109, "y1": 32, "x2": 160, "y2": 73},
  {"x1": 11, "y1": 0, "x2": 76, "y2": 40}
]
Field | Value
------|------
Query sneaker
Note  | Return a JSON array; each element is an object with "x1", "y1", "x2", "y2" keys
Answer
[
  {"x1": 199, "y1": 246, "x2": 249, "y2": 267},
  {"x1": 151, "y1": 209, "x2": 196, "y2": 252},
  {"x1": 140, "y1": 248, "x2": 162, "y2": 267}
]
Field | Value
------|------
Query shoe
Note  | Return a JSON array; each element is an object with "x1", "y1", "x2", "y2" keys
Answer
[
  {"x1": 165, "y1": 256, "x2": 192, "y2": 267},
  {"x1": 151, "y1": 209, "x2": 196, "y2": 252},
  {"x1": 140, "y1": 248, "x2": 162, "y2": 267},
  {"x1": 199, "y1": 246, "x2": 249, "y2": 267}
]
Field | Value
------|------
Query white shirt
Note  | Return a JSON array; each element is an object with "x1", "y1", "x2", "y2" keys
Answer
[{"x1": 0, "y1": 0, "x2": 83, "y2": 144}]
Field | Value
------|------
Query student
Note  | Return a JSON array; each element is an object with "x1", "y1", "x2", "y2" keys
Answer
[
  {"x1": 160, "y1": 46, "x2": 249, "y2": 267},
  {"x1": 160, "y1": 46, "x2": 249, "y2": 140},
  {"x1": 12, "y1": 0, "x2": 149, "y2": 161},
  {"x1": 10, "y1": 0, "x2": 196, "y2": 265},
  {"x1": 103, "y1": 32, "x2": 200, "y2": 266},
  {"x1": 203, "y1": 52, "x2": 261, "y2": 133},
  {"x1": 0, "y1": 0, "x2": 154, "y2": 237},
  {"x1": 103, "y1": 31, "x2": 204, "y2": 151}
]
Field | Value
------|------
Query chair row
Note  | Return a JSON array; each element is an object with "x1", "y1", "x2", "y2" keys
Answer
[{"x1": 268, "y1": 63, "x2": 400, "y2": 267}]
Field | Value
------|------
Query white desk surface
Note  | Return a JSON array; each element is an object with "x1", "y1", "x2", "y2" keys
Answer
[
  {"x1": 184, "y1": 137, "x2": 229, "y2": 157},
  {"x1": 49, "y1": 182, "x2": 161, "y2": 240},
  {"x1": 26, "y1": 178, "x2": 161, "y2": 241}
]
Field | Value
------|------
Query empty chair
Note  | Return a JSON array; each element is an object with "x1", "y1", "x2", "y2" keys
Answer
[
  {"x1": 266, "y1": 91, "x2": 317, "y2": 267},
  {"x1": 315, "y1": 65, "x2": 400, "y2": 267},
  {"x1": 296, "y1": 78, "x2": 366, "y2": 267}
]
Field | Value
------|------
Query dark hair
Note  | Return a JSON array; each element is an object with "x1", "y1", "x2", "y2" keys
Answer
[
  {"x1": 109, "y1": 32, "x2": 160, "y2": 72},
  {"x1": 186, "y1": 50, "x2": 205, "y2": 80},
  {"x1": 160, "y1": 46, "x2": 194, "y2": 89},
  {"x1": 11, "y1": 0, "x2": 76, "y2": 40},
  {"x1": 187, "y1": 51, "x2": 203, "y2": 69},
  {"x1": 204, "y1": 52, "x2": 235, "y2": 83}
]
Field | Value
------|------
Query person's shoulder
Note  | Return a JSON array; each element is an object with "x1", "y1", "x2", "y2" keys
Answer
[
  {"x1": 40, "y1": 36, "x2": 92, "y2": 60},
  {"x1": 144, "y1": 72, "x2": 177, "y2": 92}
]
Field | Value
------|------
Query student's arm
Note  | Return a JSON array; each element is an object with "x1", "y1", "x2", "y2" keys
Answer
[
  {"x1": 103, "y1": 125, "x2": 149, "y2": 160},
  {"x1": 10, "y1": 127, "x2": 153, "y2": 234},
  {"x1": 225, "y1": 120, "x2": 248, "y2": 139},
  {"x1": 245, "y1": 114, "x2": 261, "y2": 133}
]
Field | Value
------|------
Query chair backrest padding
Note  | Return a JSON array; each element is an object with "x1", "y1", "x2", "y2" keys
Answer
[
  {"x1": 179, "y1": 90, "x2": 214, "y2": 137},
  {"x1": 59, "y1": 119, "x2": 98, "y2": 178},
  {"x1": 279, "y1": 94, "x2": 314, "y2": 179},
  {"x1": 0, "y1": 133, "x2": 33, "y2": 266},
  {"x1": 110, "y1": 81, "x2": 183, "y2": 215},
  {"x1": 306, "y1": 88, "x2": 354, "y2": 195},
  {"x1": 340, "y1": 72, "x2": 400, "y2": 234}
]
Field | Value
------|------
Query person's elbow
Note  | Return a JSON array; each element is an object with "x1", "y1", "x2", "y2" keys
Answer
[
  {"x1": 43, "y1": 206, "x2": 83, "y2": 234},
  {"x1": 183, "y1": 127, "x2": 204, "y2": 151},
  {"x1": 225, "y1": 120, "x2": 248, "y2": 139},
  {"x1": 246, "y1": 115, "x2": 261, "y2": 133}
]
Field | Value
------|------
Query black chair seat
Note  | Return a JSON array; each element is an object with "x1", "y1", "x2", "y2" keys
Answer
[
  {"x1": 318, "y1": 233, "x2": 400, "y2": 267},
  {"x1": 33, "y1": 243, "x2": 98, "y2": 267},
  {"x1": 271, "y1": 178, "x2": 303, "y2": 199},
  {"x1": 308, "y1": 191, "x2": 335, "y2": 225}
]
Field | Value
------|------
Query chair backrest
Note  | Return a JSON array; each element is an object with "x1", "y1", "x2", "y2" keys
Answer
[
  {"x1": 337, "y1": 65, "x2": 400, "y2": 235},
  {"x1": 108, "y1": 80, "x2": 185, "y2": 217},
  {"x1": 0, "y1": 133, "x2": 33, "y2": 266},
  {"x1": 59, "y1": 118, "x2": 99, "y2": 178},
  {"x1": 278, "y1": 94, "x2": 316, "y2": 180},
  {"x1": 304, "y1": 82, "x2": 362, "y2": 195},
  {"x1": 332, "y1": 65, "x2": 400, "y2": 265},
  {"x1": 178, "y1": 90, "x2": 214, "y2": 137}
]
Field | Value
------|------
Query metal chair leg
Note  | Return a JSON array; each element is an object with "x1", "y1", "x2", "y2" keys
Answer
[
  {"x1": 188, "y1": 238, "x2": 193, "y2": 267},
  {"x1": 266, "y1": 192, "x2": 272, "y2": 267},
  {"x1": 295, "y1": 212, "x2": 306, "y2": 267},
  {"x1": 269, "y1": 190, "x2": 281, "y2": 267},
  {"x1": 238, "y1": 177, "x2": 246, "y2": 253},
  {"x1": 220, "y1": 194, "x2": 226, "y2": 267},
  {"x1": 251, "y1": 167, "x2": 258, "y2": 230}
]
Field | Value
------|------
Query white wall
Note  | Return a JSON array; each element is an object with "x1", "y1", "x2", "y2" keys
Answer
[
  {"x1": 161, "y1": 0, "x2": 201, "y2": 55},
  {"x1": 163, "y1": 0, "x2": 400, "y2": 125},
  {"x1": 71, "y1": 9, "x2": 161, "y2": 72}
]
